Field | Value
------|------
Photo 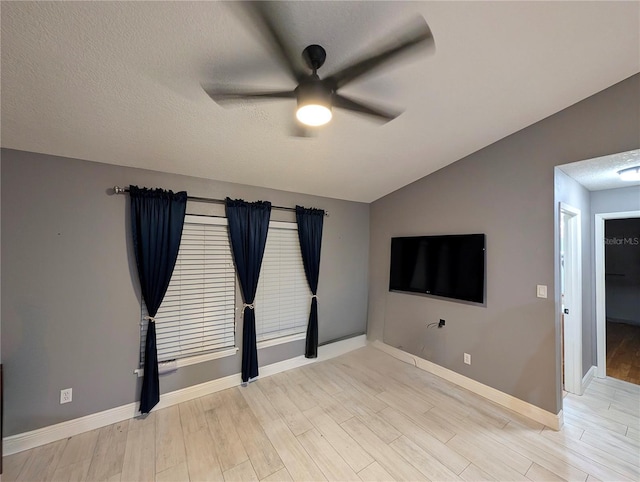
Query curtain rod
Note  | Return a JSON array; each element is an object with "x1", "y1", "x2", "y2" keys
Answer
[{"x1": 113, "y1": 186, "x2": 329, "y2": 216}]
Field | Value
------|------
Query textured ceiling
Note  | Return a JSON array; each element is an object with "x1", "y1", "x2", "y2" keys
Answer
[
  {"x1": 2, "y1": 1, "x2": 639, "y2": 202},
  {"x1": 559, "y1": 149, "x2": 640, "y2": 191}
]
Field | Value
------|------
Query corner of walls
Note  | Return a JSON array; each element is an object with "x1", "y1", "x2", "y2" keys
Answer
[
  {"x1": 582, "y1": 365, "x2": 597, "y2": 394},
  {"x1": 366, "y1": 202, "x2": 388, "y2": 343}
]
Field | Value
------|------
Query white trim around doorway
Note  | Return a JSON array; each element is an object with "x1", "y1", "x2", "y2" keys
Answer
[{"x1": 559, "y1": 203, "x2": 583, "y2": 395}]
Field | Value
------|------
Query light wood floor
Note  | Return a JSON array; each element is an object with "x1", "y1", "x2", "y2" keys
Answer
[
  {"x1": 3, "y1": 346, "x2": 640, "y2": 481},
  {"x1": 606, "y1": 320, "x2": 640, "y2": 385}
]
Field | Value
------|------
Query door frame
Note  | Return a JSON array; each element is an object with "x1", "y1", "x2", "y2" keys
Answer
[
  {"x1": 559, "y1": 202, "x2": 583, "y2": 395},
  {"x1": 594, "y1": 210, "x2": 640, "y2": 378}
]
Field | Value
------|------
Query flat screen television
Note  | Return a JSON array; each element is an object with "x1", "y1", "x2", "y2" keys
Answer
[{"x1": 389, "y1": 234, "x2": 486, "y2": 304}]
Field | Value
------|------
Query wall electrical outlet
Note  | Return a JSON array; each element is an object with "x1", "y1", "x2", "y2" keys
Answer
[
  {"x1": 60, "y1": 388, "x2": 72, "y2": 404},
  {"x1": 463, "y1": 353, "x2": 471, "y2": 365}
]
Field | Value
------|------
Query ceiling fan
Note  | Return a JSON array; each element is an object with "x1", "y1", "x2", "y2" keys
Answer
[{"x1": 204, "y1": 2, "x2": 435, "y2": 129}]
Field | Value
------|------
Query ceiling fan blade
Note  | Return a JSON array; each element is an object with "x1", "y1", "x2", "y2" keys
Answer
[
  {"x1": 333, "y1": 94, "x2": 400, "y2": 122},
  {"x1": 243, "y1": 2, "x2": 307, "y2": 83},
  {"x1": 203, "y1": 87, "x2": 296, "y2": 104},
  {"x1": 325, "y1": 16, "x2": 434, "y2": 90}
]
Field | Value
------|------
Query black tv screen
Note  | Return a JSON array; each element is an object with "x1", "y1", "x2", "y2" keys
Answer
[{"x1": 389, "y1": 234, "x2": 486, "y2": 304}]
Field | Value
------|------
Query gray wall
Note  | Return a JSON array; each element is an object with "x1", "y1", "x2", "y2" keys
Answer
[
  {"x1": 368, "y1": 74, "x2": 639, "y2": 415},
  {"x1": 1, "y1": 149, "x2": 369, "y2": 435},
  {"x1": 554, "y1": 168, "x2": 594, "y2": 376},
  {"x1": 591, "y1": 185, "x2": 640, "y2": 215}
]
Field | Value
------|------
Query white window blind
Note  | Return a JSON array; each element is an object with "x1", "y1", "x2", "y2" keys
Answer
[
  {"x1": 254, "y1": 222, "x2": 311, "y2": 343},
  {"x1": 140, "y1": 215, "x2": 236, "y2": 364}
]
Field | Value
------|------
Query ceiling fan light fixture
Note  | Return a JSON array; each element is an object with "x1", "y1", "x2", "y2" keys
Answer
[
  {"x1": 296, "y1": 104, "x2": 332, "y2": 126},
  {"x1": 618, "y1": 166, "x2": 640, "y2": 181},
  {"x1": 295, "y1": 78, "x2": 332, "y2": 127}
]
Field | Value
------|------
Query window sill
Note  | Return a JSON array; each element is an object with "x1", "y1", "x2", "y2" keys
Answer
[
  {"x1": 257, "y1": 332, "x2": 306, "y2": 350},
  {"x1": 134, "y1": 347, "x2": 239, "y2": 377}
]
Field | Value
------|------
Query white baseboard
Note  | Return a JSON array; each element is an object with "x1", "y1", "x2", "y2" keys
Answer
[
  {"x1": 581, "y1": 365, "x2": 596, "y2": 393},
  {"x1": 371, "y1": 340, "x2": 563, "y2": 430},
  {"x1": 3, "y1": 334, "x2": 366, "y2": 455}
]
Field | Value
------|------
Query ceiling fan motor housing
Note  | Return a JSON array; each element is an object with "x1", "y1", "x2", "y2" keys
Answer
[{"x1": 295, "y1": 76, "x2": 332, "y2": 110}]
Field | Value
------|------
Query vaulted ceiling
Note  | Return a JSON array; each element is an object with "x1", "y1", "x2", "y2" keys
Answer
[{"x1": 2, "y1": 1, "x2": 638, "y2": 202}]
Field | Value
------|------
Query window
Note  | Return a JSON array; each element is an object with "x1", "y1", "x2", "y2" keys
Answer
[
  {"x1": 140, "y1": 215, "x2": 236, "y2": 365},
  {"x1": 254, "y1": 221, "x2": 311, "y2": 344}
]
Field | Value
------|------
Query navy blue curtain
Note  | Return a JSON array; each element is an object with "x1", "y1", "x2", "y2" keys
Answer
[
  {"x1": 296, "y1": 206, "x2": 325, "y2": 358},
  {"x1": 225, "y1": 198, "x2": 271, "y2": 382},
  {"x1": 130, "y1": 185, "x2": 187, "y2": 413}
]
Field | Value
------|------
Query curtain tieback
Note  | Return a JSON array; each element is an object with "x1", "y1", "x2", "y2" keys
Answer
[
  {"x1": 311, "y1": 295, "x2": 318, "y2": 300},
  {"x1": 243, "y1": 303, "x2": 255, "y2": 310},
  {"x1": 143, "y1": 315, "x2": 156, "y2": 323}
]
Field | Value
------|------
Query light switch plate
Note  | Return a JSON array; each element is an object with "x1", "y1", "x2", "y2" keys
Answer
[{"x1": 537, "y1": 285, "x2": 547, "y2": 298}]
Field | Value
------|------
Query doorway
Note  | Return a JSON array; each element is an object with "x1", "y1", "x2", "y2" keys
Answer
[
  {"x1": 559, "y1": 203, "x2": 583, "y2": 394},
  {"x1": 595, "y1": 212, "x2": 640, "y2": 383}
]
